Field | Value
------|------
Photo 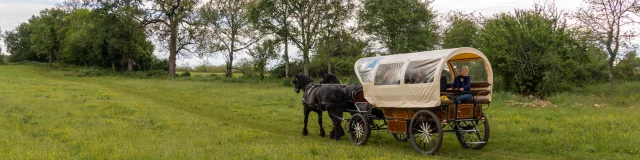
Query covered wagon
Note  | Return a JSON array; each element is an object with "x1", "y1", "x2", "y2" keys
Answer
[{"x1": 347, "y1": 47, "x2": 493, "y2": 155}]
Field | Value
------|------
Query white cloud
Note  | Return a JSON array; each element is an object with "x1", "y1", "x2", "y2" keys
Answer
[{"x1": 0, "y1": 1, "x2": 58, "y2": 54}]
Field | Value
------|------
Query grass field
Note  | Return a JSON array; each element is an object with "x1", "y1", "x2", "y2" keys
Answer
[{"x1": 0, "y1": 64, "x2": 639, "y2": 159}]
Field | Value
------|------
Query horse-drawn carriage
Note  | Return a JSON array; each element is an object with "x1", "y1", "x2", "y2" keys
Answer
[{"x1": 345, "y1": 47, "x2": 493, "y2": 155}]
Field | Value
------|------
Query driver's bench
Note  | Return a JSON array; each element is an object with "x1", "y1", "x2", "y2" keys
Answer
[{"x1": 440, "y1": 82, "x2": 491, "y2": 120}]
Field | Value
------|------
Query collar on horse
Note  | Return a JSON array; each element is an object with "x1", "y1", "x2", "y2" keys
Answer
[{"x1": 301, "y1": 82, "x2": 319, "y2": 105}]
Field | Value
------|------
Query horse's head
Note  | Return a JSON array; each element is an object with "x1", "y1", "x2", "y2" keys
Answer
[{"x1": 292, "y1": 73, "x2": 312, "y2": 94}]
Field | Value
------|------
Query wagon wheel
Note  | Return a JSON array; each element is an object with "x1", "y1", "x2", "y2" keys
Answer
[
  {"x1": 455, "y1": 113, "x2": 490, "y2": 149},
  {"x1": 348, "y1": 113, "x2": 370, "y2": 145},
  {"x1": 392, "y1": 132, "x2": 409, "y2": 142},
  {"x1": 409, "y1": 110, "x2": 443, "y2": 155}
]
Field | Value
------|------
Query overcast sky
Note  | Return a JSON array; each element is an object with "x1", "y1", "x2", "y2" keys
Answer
[{"x1": 0, "y1": 0, "x2": 636, "y2": 67}]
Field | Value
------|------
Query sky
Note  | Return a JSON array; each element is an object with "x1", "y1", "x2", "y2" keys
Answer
[{"x1": 0, "y1": 0, "x2": 637, "y2": 67}]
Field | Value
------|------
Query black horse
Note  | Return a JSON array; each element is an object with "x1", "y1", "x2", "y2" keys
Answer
[{"x1": 293, "y1": 73, "x2": 346, "y2": 140}]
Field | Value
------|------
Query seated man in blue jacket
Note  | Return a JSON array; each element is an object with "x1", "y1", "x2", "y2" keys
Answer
[{"x1": 452, "y1": 66, "x2": 472, "y2": 104}]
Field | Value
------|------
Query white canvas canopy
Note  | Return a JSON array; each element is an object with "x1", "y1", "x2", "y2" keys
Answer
[{"x1": 354, "y1": 47, "x2": 493, "y2": 108}]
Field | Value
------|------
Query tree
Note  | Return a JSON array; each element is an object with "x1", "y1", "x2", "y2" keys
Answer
[
  {"x1": 478, "y1": 6, "x2": 605, "y2": 96},
  {"x1": 61, "y1": 1, "x2": 154, "y2": 71},
  {"x1": 104, "y1": 0, "x2": 155, "y2": 71},
  {"x1": 313, "y1": 30, "x2": 367, "y2": 77},
  {"x1": 145, "y1": 0, "x2": 201, "y2": 76},
  {"x1": 3, "y1": 23, "x2": 40, "y2": 62},
  {"x1": 441, "y1": 11, "x2": 480, "y2": 48},
  {"x1": 199, "y1": 0, "x2": 262, "y2": 77},
  {"x1": 0, "y1": 27, "x2": 2, "y2": 54},
  {"x1": 286, "y1": 0, "x2": 352, "y2": 75},
  {"x1": 248, "y1": 39, "x2": 279, "y2": 79},
  {"x1": 249, "y1": 0, "x2": 292, "y2": 78},
  {"x1": 359, "y1": 0, "x2": 439, "y2": 54},
  {"x1": 615, "y1": 50, "x2": 640, "y2": 80},
  {"x1": 59, "y1": 9, "x2": 89, "y2": 65},
  {"x1": 29, "y1": 8, "x2": 65, "y2": 65},
  {"x1": 575, "y1": 0, "x2": 640, "y2": 87}
]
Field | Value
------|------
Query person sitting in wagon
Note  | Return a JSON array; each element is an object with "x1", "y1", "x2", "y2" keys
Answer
[{"x1": 452, "y1": 66, "x2": 472, "y2": 104}]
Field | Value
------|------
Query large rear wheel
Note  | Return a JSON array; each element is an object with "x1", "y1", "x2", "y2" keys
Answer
[
  {"x1": 455, "y1": 113, "x2": 490, "y2": 149},
  {"x1": 392, "y1": 132, "x2": 409, "y2": 142},
  {"x1": 348, "y1": 113, "x2": 370, "y2": 145},
  {"x1": 409, "y1": 110, "x2": 443, "y2": 155}
]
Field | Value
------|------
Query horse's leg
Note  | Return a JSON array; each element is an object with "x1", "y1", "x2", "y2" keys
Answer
[
  {"x1": 317, "y1": 110, "x2": 325, "y2": 137},
  {"x1": 324, "y1": 104, "x2": 339, "y2": 140},
  {"x1": 336, "y1": 108, "x2": 345, "y2": 140},
  {"x1": 302, "y1": 105, "x2": 310, "y2": 136},
  {"x1": 332, "y1": 109, "x2": 345, "y2": 141}
]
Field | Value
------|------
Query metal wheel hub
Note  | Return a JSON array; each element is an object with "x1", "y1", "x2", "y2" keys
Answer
[
  {"x1": 418, "y1": 121, "x2": 434, "y2": 143},
  {"x1": 353, "y1": 122, "x2": 364, "y2": 138}
]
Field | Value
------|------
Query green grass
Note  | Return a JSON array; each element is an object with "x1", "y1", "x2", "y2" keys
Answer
[{"x1": 0, "y1": 64, "x2": 639, "y2": 159}]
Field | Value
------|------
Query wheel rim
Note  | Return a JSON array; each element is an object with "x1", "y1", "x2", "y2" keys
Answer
[
  {"x1": 349, "y1": 114, "x2": 368, "y2": 145},
  {"x1": 409, "y1": 110, "x2": 442, "y2": 155},
  {"x1": 353, "y1": 121, "x2": 364, "y2": 139},
  {"x1": 412, "y1": 119, "x2": 440, "y2": 151},
  {"x1": 418, "y1": 121, "x2": 435, "y2": 144}
]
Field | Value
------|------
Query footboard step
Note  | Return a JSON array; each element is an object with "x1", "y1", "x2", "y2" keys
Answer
[{"x1": 459, "y1": 129, "x2": 478, "y2": 132}]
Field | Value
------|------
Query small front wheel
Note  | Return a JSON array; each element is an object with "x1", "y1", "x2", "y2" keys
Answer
[
  {"x1": 409, "y1": 110, "x2": 443, "y2": 155},
  {"x1": 455, "y1": 113, "x2": 490, "y2": 149},
  {"x1": 348, "y1": 113, "x2": 370, "y2": 145}
]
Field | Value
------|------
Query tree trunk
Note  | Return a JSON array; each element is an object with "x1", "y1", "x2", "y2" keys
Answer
[
  {"x1": 284, "y1": 35, "x2": 290, "y2": 78},
  {"x1": 608, "y1": 58, "x2": 615, "y2": 87},
  {"x1": 127, "y1": 58, "x2": 133, "y2": 71},
  {"x1": 260, "y1": 67, "x2": 265, "y2": 80},
  {"x1": 112, "y1": 62, "x2": 116, "y2": 71},
  {"x1": 226, "y1": 42, "x2": 235, "y2": 78},
  {"x1": 226, "y1": 52, "x2": 233, "y2": 77},
  {"x1": 303, "y1": 47, "x2": 309, "y2": 76},
  {"x1": 169, "y1": 21, "x2": 178, "y2": 77},
  {"x1": 327, "y1": 53, "x2": 332, "y2": 74},
  {"x1": 48, "y1": 53, "x2": 53, "y2": 66},
  {"x1": 283, "y1": 2, "x2": 290, "y2": 79}
]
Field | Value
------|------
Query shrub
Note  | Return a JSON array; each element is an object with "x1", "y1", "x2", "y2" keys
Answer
[
  {"x1": 281, "y1": 79, "x2": 293, "y2": 87},
  {"x1": 180, "y1": 71, "x2": 191, "y2": 77},
  {"x1": 79, "y1": 68, "x2": 108, "y2": 77},
  {"x1": 147, "y1": 70, "x2": 167, "y2": 77},
  {"x1": 0, "y1": 54, "x2": 5, "y2": 65}
]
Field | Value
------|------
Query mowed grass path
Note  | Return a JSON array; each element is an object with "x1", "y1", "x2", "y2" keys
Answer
[{"x1": 0, "y1": 64, "x2": 639, "y2": 159}]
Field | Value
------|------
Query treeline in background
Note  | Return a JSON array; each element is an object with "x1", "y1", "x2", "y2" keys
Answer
[{"x1": 1, "y1": 0, "x2": 640, "y2": 97}]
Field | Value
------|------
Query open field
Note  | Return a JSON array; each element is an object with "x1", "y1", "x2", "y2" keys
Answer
[{"x1": 0, "y1": 64, "x2": 639, "y2": 159}]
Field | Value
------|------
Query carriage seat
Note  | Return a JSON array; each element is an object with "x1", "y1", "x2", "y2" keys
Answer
[{"x1": 440, "y1": 82, "x2": 491, "y2": 105}]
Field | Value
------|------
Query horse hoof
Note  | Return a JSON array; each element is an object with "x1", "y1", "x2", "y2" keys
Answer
[
  {"x1": 319, "y1": 132, "x2": 326, "y2": 137},
  {"x1": 302, "y1": 130, "x2": 308, "y2": 136}
]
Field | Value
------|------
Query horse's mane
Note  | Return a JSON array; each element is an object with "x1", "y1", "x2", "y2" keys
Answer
[
  {"x1": 296, "y1": 73, "x2": 314, "y2": 86},
  {"x1": 321, "y1": 73, "x2": 340, "y2": 84}
]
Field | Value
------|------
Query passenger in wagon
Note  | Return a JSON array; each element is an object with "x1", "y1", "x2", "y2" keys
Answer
[
  {"x1": 382, "y1": 68, "x2": 400, "y2": 85},
  {"x1": 452, "y1": 66, "x2": 472, "y2": 104},
  {"x1": 440, "y1": 71, "x2": 448, "y2": 92}
]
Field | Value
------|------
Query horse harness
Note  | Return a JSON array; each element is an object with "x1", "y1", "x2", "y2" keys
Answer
[{"x1": 301, "y1": 83, "x2": 344, "y2": 112}]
